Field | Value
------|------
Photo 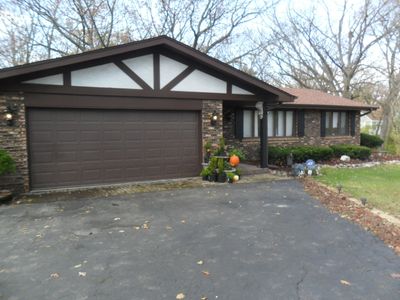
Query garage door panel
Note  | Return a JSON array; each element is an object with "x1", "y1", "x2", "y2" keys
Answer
[{"x1": 28, "y1": 108, "x2": 200, "y2": 189}]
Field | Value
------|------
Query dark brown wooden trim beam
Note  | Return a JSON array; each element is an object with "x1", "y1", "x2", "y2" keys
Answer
[
  {"x1": 161, "y1": 66, "x2": 195, "y2": 91},
  {"x1": 153, "y1": 53, "x2": 160, "y2": 90},
  {"x1": 227, "y1": 83, "x2": 232, "y2": 95},
  {"x1": 24, "y1": 93, "x2": 202, "y2": 110},
  {"x1": 63, "y1": 71, "x2": 71, "y2": 86},
  {"x1": 114, "y1": 60, "x2": 152, "y2": 90},
  {"x1": 5, "y1": 84, "x2": 262, "y2": 101}
]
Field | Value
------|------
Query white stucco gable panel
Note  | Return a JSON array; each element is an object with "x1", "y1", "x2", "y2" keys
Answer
[
  {"x1": 172, "y1": 70, "x2": 227, "y2": 93},
  {"x1": 160, "y1": 55, "x2": 188, "y2": 88},
  {"x1": 232, "y1": 85, "x2": 253, "y2": 95},
  {"x1": 123, "y1": 54, "x2": 154, "y2": 89},
  {"x1": 71, "y1": 63, "x2": 142, "y2": 89},
  {"x1": 23, "y1": 74, "x2": 63, "y2": 85}
]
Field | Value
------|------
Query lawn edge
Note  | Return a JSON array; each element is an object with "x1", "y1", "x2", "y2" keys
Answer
[{"x1": 301, "y1": 177, "x2": 400, "y2": 256}]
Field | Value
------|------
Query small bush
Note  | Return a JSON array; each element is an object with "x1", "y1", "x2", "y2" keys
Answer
[
  {"x1": 0, "y1": 149, "x2": 16, "y2": 176},
  {"x1": 330, "y1": 144, "x2": 371, "y2": 160},
  {"x1": 268, "y1": 146, "x2": 333, "y2": 165},
  {"x1": 360, "y1": 133, "x2": 384, "y2": 148}
]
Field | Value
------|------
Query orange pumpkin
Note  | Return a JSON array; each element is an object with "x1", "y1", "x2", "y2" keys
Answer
[{"x1": 229, "y1": 154, "x2": 240, "y2": 167}]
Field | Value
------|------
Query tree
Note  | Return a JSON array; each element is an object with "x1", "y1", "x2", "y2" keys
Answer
[
  {"x1": 123, "y1": 0, "x2": 266, "y2": 61},
  {"x1": 257, "y1": 0, "x2": 394, "y2": 99},
  {"x1": 375, "y1": 0, "x2": 400, "y2": 143}
]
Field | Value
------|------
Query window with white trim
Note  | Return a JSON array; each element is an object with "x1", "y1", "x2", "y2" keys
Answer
[
  {"x1": 325, "y1": 111, "x2": 349, "y2": 136},
  {"x1": 242, "y1": 110, "x2": 295, "y2": 138},
  {"x1": 243, "y1": 110, "x2": 259, "y2": 138},
  {"x1": 267, "y1": 110, "x2": 295, "y2": 137}
]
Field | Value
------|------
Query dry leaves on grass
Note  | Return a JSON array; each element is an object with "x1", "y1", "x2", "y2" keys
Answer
[
  {"x1": 303, "y1": 178, "x2": 400, "y2": 255},
  {"x1": 176, "y1": 292, "x2": 185, "y2": 299}
]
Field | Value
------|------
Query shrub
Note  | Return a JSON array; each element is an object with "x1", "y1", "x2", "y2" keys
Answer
[
  {"x1": 0, "y1": 149, "x2": 16, "y2": 176},
  {"x1": 360, "y1": 133, "x2": 384, "y2": 148},
  {"x1": 330, "y1": 144, "x2": 371, "y2": 160},
  {"x1": 268, "y1": 146, "x2": 333, "y2": 165}
]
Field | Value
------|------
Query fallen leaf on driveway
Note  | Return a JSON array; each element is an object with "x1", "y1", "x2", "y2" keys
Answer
[
  {"x1": 74, "y1": 264, "x2": 82, "y2": 269},
  {"x1": 181, "y1": 220, "x2": 186, "y2": 224},
  {"x1": 50, "y1": 273, "x2": 60, "y2": 279},
  {"x1": 176, "y1": 292, "x2": 185, "y2": 299},
  {"x1": 197, "y1": 260, "x2": 204, "y2": 265},
  {"x1": 340, "y1": 279, "x2": 351, "y2": 286},
  {"x1": 202, "y1": 271, "x2": 210, "y2": 277},
  {"x1": 201, "y1": 297, "x2": 208, "y2": 300},
  {"x1": 113, "y1": 217, "x2": 121, "y2": 221},
  {"x1": 78, "y1": 272, "x2": 87, "y2": 277},
  {"x1": 44, "y1": 225, "x2": 50, "y2": 229},
  {"x1": 119, "y1": 230, "x2": 125, "y2": 233},
  {"x1": 391, "y1": 273, "x2": 400, "y2": 279},
  {"x1": 142, "y1": 223, "x2": 149, "y2": 229}
]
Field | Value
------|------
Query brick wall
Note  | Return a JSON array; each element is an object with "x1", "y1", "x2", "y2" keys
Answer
[
  {"x1": 0, "y1": 94, "x2": 29, "y2": 193},
  {"x1": 202, "y1": 100, "x2": 223, "y2": 159},
  {"x1": 223, "y1": 107, "x2": 361, "y2": 161}
]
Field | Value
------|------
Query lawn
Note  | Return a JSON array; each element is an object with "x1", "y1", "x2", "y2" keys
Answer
[{"x1": 316, "y1": 165, "x2": 400, "y2": 218}]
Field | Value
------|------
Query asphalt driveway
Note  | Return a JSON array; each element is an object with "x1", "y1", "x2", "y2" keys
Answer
[{"x1": 0, "y1": 180, "x2": 399, "y2": 300}]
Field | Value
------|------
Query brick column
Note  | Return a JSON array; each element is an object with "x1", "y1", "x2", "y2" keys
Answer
[
  {"x1": 0, "y1": 94, "x2": 29, "y2": 193},
  {"x1": 202, "y1": 100, "x2": 223, "y2": 159}
]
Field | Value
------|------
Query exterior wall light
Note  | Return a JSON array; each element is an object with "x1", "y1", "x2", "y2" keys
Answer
[
  {"x1": 5, "y1": 103, "x2": 18, "y2": 126},
  {"x1": 211, "y1": 110, "x2": 218, "y2": 126}
]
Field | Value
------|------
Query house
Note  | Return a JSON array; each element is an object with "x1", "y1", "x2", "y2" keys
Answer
[
  {"x1": 361, "y1": 110, "x2": 382, "y2": 135},
  {"x1": 0, "y1": 36, "x2": 377, "y2": 193},
  {"x1": 224, "y1": 88, "x2": 379, "y2": 160}
]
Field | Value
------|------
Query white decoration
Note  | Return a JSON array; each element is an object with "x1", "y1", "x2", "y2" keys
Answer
[
  {"x1": 172, "y1": 69, "x2": 227, "y2": 93},
  {"x1": 71, "y1": 63, "x2": 141, "y2": 89},
  {"x1": 340, "y1": 155, "x2": 351, "y2": 162},
  {"x1": 123, "y1": 54, "x2": 154, "y2": 88},
  {"x1": 232, "y1": 85, "x2": 253, "y2": 95},
  {"x1": 160, "y1": 55, "x2": 188, "y2": 88},
  {"x1": 23, "y1": 74, "x2": 63, "y2": 85}
]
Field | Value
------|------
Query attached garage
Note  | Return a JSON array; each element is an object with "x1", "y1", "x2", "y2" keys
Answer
[
  {"x1": 0, "y1": 36, "x2": 294, "y2": 193},
  {"x1": 27, "y1": 108, "x2": 200, "y2": 189}
]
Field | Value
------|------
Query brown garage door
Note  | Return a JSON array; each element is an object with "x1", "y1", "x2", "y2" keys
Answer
[{"x1": 27, "y1": 108, "x2": 201, "y2": 189}]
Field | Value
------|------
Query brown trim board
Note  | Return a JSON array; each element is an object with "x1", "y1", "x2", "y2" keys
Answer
[{"x1": 24, "y1": 93, "x2": 202, "y2": 110}]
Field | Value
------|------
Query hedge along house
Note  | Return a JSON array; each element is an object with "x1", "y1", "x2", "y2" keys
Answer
[
  {"x1": 0, "y1": 36, "x2": 296, "y2": 193},
  {"x1": 224, "y1": 88, "x2": 378, "y2": 161}
]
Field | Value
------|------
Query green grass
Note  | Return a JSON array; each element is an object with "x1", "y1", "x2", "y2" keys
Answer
[{"x1": 316, "y1": 165, "x2": 400, "y2": 218}]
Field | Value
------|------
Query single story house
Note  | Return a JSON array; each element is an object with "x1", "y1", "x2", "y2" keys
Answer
[
  {"x1": 0, "y1": 36, "x2": 377, "y2": 193},
  {"x1": 360, "y1": 110, "x2": 382, "y2": 135}
]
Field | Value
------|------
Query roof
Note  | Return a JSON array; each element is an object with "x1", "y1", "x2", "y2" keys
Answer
[
  {"x1": 0, "y1": 35, "x2": 295, "y2": 102},
  {"x1": 281, "y1": 88, "x2": 379, "y2": 110}
]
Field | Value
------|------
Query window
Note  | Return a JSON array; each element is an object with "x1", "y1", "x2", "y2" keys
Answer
[
  {"x1": 242, "y1": 109, "x2": 296, "y2": 138},
  {"x1": 267, "y1": 110, "x2": 295, "y2": 137},
  {"x1": 243, "y1": 110, "x2": 259, "y2": 137},
  {"x1": 324, "y1": 111, "x2": 349, "y2": 136}
]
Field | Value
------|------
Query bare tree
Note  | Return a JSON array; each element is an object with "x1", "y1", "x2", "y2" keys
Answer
[
  {"x1": 124, "y1": 0, "x2": 267, "y2": 60},
  {"x1": 375, "y1": 1, "x2": 400, "y2": 143},
  {"x1": 257, "y1": 0, "x2": 394, "y2": 99},
  {"x1": 0, "y1": 2, "x2": 38, "y2": 66},
  {"x1": 19, "y1": 0, "x2": 121, "y2": 55}
]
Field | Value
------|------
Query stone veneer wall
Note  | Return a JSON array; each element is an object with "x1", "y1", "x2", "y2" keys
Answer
[
  {"x1": 223, "y1": 107, "x2": 361, "y2": 161},
  {"x1": 0, "y1": 94, "x2": 29, "y2": 193},
  {"x1": 202, "y1": 100, "x2": 223, "y2": 159}
]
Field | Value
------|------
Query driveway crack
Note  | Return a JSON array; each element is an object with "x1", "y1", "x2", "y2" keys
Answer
[{"x1": 296, "y1": 265, "x2": 308, "y2": 300}]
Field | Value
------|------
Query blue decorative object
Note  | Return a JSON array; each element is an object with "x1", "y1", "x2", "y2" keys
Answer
[{"x1": 305, "y1": 159, "x2": 316, "y2": 170}]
